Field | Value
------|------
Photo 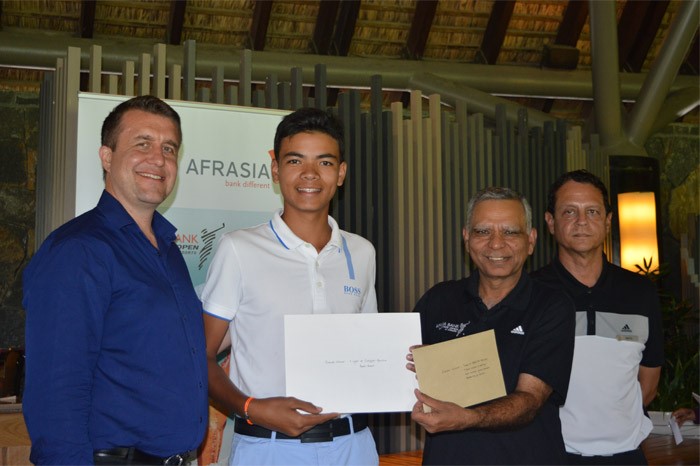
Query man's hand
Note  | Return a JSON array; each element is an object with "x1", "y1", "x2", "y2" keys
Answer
[
  {"x1": 672, "y1": 408, "x2": 698, "y2": 428},
  {"x1": 247, "y1": 396, "x2": 339, "y2": 437},
  {"x1": 411, "y1": 389, "x2": 473, "y2": 433},
  {"x1": 406, "y1": 344, "x2": 425, "y2": 373},
  {"x1": 204, "y1": 315, "x2": 338, "y2": 437},
  {"x1": 411, "y1": 373, "x2": 552, "y2": 434}
]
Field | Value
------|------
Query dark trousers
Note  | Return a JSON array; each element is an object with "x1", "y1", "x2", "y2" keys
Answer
[{"x1": 566, "y1": 448, "x2": 647, "y2": 465}]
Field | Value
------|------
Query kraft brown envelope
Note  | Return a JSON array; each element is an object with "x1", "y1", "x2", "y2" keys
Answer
[{"x1": 412, "y1": 329, "x2": 506, "y2": 411}]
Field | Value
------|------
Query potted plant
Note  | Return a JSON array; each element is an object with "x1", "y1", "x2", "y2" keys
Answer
[{"x1": 636, "y1": 258, "x2": 699, "y2": 414}]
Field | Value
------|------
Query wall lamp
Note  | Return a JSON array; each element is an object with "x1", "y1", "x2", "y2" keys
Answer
[
  {"x1": 609, "y1": 156, "x2": 662, "y2": 273},
  {"x1": 617, "y1": 191, "x2": 659, "y2": 272}
]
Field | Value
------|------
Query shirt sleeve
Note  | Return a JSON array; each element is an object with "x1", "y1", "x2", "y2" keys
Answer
[
  {"x1": 22, "y1": 238, "x2": 111, "y2": 465},
  {"x1": 640, "y1": 279, "x2": 665, "y2": 367},
  {"x1": 200, "y1": 234, "x2": 241, "y2": 320},
  {"x1": 521, "y1": 288, "x2": 576, "y2": 406},
  {"x1": 359, "y1": 244, "x2": 378, "y2": 314},
  {"x1": 413, "y1": 286, "x2": 437, "y2": 344}
]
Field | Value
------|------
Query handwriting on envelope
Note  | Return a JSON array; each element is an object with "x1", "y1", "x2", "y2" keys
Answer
[
  {"x1": 412, "y1": 329, "x2": 506, "y2": 410},
  {"x1": 284, "y1": 313, "x2": 421, "y2": 413},
  {"x1": 324, "y1": 358, "x2": 388, "y2": 367}
]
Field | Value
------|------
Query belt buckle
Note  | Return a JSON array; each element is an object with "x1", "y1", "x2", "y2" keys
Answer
[
  {"x1": 300, "y1": 421, "x2": 333, "y2": 443},
  {"x1": 163, "y1": 454, "x2": 185, "y2": 466}
]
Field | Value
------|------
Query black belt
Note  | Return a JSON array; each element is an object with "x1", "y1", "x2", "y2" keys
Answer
[
  {"x1": 93, "y1": 447, "x2": 194, "y2": 465},
  {"x1": 234, "y1": 414, "x2": 368, "y2": 443}
]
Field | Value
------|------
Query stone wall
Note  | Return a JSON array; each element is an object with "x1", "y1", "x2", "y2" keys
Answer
[
  {"x1": 0, "y1": 88, "x2": 697, "y2": 347},
  {"x1": 0, "y1": 89, "x2": 38, "y2": 348}
]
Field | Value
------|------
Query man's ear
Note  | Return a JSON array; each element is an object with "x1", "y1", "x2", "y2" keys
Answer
[
  {"x1": 527, "y1": 228, "x2": 538, "y2": 255},
  {"x1": 544, "y1": 212, "x2": 555, "y2": 235},
  {"x1": 271, "y1": 157, "x2": 279, "y2": 183},
  {"x1": 99, "y1": 146, "x2": 112, "y2": 173},
  {"x1": 337, "y1": 161, "x2": 347, "y2": 187}
]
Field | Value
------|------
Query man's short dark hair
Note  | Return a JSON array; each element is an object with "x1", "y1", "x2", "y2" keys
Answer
[
  {"x1": 546, "y1": 169, "x2": 612, "y2": 215},
  {"x1": 101, "y1": 95, "x2": 182, "y2": 150},
  {"x1": 273, "y1": 108, "x2": 345, "y2": 162}
]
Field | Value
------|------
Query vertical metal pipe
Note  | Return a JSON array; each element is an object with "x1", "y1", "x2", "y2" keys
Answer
[
  {"x1": 391, "y1": 101, "x2": 406, "y2": 311},
  {"x1": 138, "y1": 53, "x2": 150, "y2": 96},
  {"x1": 429, "y1": 94, "x2": 444, "y2": 283},
  {"x1": 314, "y1": 64, "x2": 327, "y2": 109},
  {"x1": 88, "y1": 45, "x2": 102, "y2": 93},
  {"x1": 152, "y1": 44, "x2": 166, "y2": 98},
  {"x1": 588, "y1": 0, "x2": 624, "y2": 148},
  {"x1": 211, "y1": 65, "x2": 224, "y2": 104},
  {"x1": 238, "y1": 49, "x2": 252, "y2": 107},
  {"x1": 290, "y1": 68, "x2": 303, "y2": 110},
  {"x1": 121, "y1": 61, "x2": 134, "y2": 96},
  {"x1": 37, "y1": 74, "x2": 54, "y2": 245},
  {"x1": 168, "y1": 63, "x2": 181, "y2": 100},
  {"x1": 264, "y1": 73, "x2": 277, "y2": 109},
  {"x1": 64, "y1": 47, "x2": 81, "y2": 223},
  {"x1": 183, "y1": 40, "x2": 196, "y2": 101}
]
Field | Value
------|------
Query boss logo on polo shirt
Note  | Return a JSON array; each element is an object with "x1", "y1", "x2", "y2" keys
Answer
[
  {"x1": 344, "y1": 285, "x2": 362, "y2": 296},
  {"x1": 436, "y1": 321, "x2": 469, "y2": 337}
]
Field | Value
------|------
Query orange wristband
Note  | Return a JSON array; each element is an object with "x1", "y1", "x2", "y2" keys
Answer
[{"x1": 244, "y1": 396, "x2": 255, "y2": 425}]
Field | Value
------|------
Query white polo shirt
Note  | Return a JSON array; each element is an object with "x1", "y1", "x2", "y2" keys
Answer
[
  {"x1": 561, "y1": 312, "x2": 653, "y2": 456},
  {"x1": 201, "y1": 210, "x2": 378, "y2": 398}
]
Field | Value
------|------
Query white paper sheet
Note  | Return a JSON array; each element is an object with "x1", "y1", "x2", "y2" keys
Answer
[{"x1": 284, "y1": 313, "x2": 421, "y2": 413}]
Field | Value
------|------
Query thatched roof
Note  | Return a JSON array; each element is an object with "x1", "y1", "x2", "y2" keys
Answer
[{"x1": 0, "y1": 0, "x2": 697, "y2": 124}]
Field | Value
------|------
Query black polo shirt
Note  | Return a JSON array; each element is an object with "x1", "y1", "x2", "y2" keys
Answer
[
  {"x1": 532, "y1": 256, "x2": 664, "y2": 455},
  {"x1": 415, "y1": 270, "x2": 575, "y2": 465},
  {"x1": 532, "y1": 255, "x2": 663, "y2": 365}
]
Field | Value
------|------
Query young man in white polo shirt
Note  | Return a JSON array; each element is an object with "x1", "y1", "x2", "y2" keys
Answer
[{"x1": 200, "y1": 108, "x2": 379, "y2": 465}]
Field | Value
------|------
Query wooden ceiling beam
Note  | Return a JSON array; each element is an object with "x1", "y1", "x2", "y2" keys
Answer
[
  {"x1": 541, "y1": 0, "x2": 587, "y2": 114},
  {"x1": 330, "y1": 0, "x2": 360, "y2": 56},
  {"x1": 250, "y1": 0, "x2": 273, "y2": 51},
  {"x1": 80, "y1": 0, "x2": 97, "y2": 39},
  {"x1": 624, "y1": 0, "x2": 670, "y2": 72},
  {"x1": 617, "y1": 0, "x2": 652, "y2": 70},
  {"x1": 326, "y1": 1, "x2": 361, "y2": 107},
  {"x1": 555, "y1": 0, "x2": 588, "y2": 46},
  {"x1": 167, "y1": 0, "x2": 187, "y2": 46},
  {"x1": 311, "y1": 0, "x2": 340, "y2": 55},
  {"x1": 403, "y1": 0, "x2": 438, "y2": 60},
  {"x1": 476, "y1": 0, "x2": 515, "y2": 64}
]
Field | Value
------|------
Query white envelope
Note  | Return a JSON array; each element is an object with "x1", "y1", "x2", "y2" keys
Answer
[{"x1": 284, "y1": 313, "x2": 421, "y2": 413}]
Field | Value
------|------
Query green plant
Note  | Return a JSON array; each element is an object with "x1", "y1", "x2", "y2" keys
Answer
[{"x1": 635, "y1": 257, "x2": 700, "y2": 411}]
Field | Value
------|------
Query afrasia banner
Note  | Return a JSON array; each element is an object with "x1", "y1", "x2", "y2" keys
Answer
[{"x1": 76, "y1": 93, "x2": 286, "y2": 288}]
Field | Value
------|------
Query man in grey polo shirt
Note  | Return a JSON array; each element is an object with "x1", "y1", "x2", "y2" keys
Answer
[{"x1": 533, "y1": 170, "x2": 664, "y2": 465}]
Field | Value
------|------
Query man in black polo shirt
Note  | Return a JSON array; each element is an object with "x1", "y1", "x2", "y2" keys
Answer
[
  {"x1": 532, "y1": 170, "x2": 663, "y2": 465},
  {"x1": 409, "y1": 187, "x2": 575, "y2": 465}
]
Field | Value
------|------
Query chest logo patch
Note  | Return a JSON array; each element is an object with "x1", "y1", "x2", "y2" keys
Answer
[
  {"x1": 436, "y1": 321, "x2": 469, "y2": 337},
  {"x1": 510, "y1": 325, "x2": 525, "y2": 335},
  {"x1": 343, "y1": 285, "x2": 362, "y2": 297}
]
